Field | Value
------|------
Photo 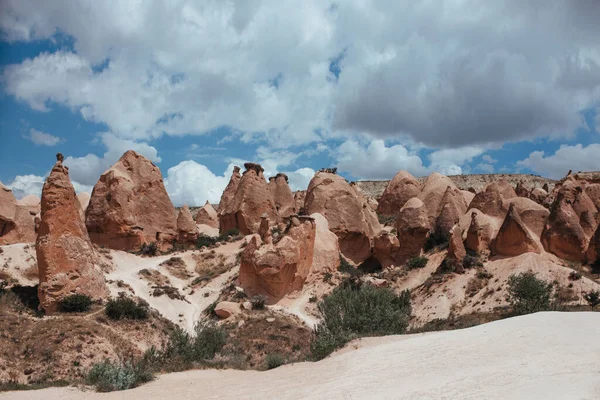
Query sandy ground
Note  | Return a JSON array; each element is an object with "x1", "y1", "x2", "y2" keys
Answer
[{"x1": 3, "y1": 312, "x2": 599, "y2": 400}]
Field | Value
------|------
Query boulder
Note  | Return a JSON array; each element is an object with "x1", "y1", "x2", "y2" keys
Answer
[
  {"x1": 418, "y1": 172, "x2": 458, "y2": 227},
  {"x1": 447, "y1": 225, "x2": 466, "y2": 263},
  {"x1": 373, "y1": 230, "x2": 401, "y2": 268},
  {"x1": 0, "y1": 184, "x2": 36, "y2": 245},
  {"x1": 19, "y1": 194, "x2": 41, "y2": 216},
  {"x1": 269, "y1": 173, "x2": 294, "y2": 218},
  {"x1": 86, "y1": 150, "x2": 177, "y2": 251},
  {"x1": 195, "y1": 201, "x2": 218, "y2": 228},
  {"x1": 219, "y1": 163, "x2": 278, "y2": 235},
  {"x1": 376, "y1": 170, "x2": 421, "y2": 216},
  {"x1": 36, "y1": 156, "x2": 108, "y2": 314},
  {"x1": 492, "y1": 203, "x2": 541, "y2": 256},
  {"x1": 310, "y1": 213, "x2": 340, "y2": 274},
  {"x1": 515, "y1": 181, "x2": 529, "y2": 198},
  {"x1": 239, "y1": 215, "x2": 316, "y2": 303},
  {"x1": 464, "y1": 210, "x2": 495, "y2": 254},
  {"x1": 217, "y1": 166, "x2": 241, "y2": 213},
  {"x1": 435, "y1": 186, "x2": 468, "y2": 234},
  {"x1": 394, "y1": 198, "x2": 430, "y2": 262},
  {"x1": 304, "y1": 171, "x2": 381, "y2": 264},
  {"x1": 177, "y1": 205, "x2": 198, "y2": 243},
  {"x1": 468, "y1": 181, "x2": 510, "y2": 219},
  {"x1": 529, "y1": 187, "x2": 548, "y2": 205},
  {"x1": 214, "y1": 301, "x2": 242, "y2": 319}
]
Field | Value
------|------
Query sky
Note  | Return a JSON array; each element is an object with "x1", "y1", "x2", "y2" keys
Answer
[{"x1": 1, "y1": 0, "x2": 600, "y2": 206}]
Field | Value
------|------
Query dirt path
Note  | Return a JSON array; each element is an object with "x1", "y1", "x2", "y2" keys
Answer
[{"x1": 4, "y1": 312, "x2": 599, "y2": 400}]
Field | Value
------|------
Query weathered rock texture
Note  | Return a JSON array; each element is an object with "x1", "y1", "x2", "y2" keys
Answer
[
  {"x1": 177, "y1": 205, "x2": 198, "y2": 243},
  {"x1": 309, "y1": 213, "x2": 340, "y2": 275},
  {"x1": 19, "y1": 194, "x2": 41, "y2": 216},
  {"x1": 195, "y1": 201, "x2": 218, "y2": 228},
  {"x1": 304, "y1": 171, "x2": 381, "y2": 264},
  {"x1": 239, "y1": 215, "x2": 316, "y2": 303},
  {"x1": 77, "y1": 192, "x2": 91, "y2": 221},
  {"x1": 394, "y1": 198, "x2": 430, "y2": 262},
  {"x1": 587, "y1": 224, "x2": 600, "y2": 264},
  {"x1": 376, "y1": 170, "x2": 421, "y2": 216},
  {"x1": 269, "y1": 173, "x2": 294, "y2": 218},
  {"x1": 293, "y1": 190, "x2": 306, "y2": 214},
  {"x1": 0, "y1": 184, "x2": 36, "y2": 245},
  {"x1": 86, "y1": 150, "x2": 177, "y2": 251},
  {"x1": 218, "y1": 166, "x2": 241, "y2": 213},
  {"x1": 447, "y1": 225, "x2": 467, "y2": 263},
  {"x1": 219, "y1": 163, "x2": 278, "y2": 235},
  {"x1": 492, "y1": 204, "x2": 541, "y2": 256},
  {"x1": 435, "y1": 186, "x2": 468, "y2": 234},
  {"x1": 36, "y1": 159, "x2": 108, "y2": 314},
  {"x1": 418, "y1": 173, "x2": 459, "y2": 228},
  {"x1": 463, "y1": 210, "x2": 496, "y2": 254}
]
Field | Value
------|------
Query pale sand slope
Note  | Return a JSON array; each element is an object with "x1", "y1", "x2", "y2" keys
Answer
[{"x1": 5, "y1": 312, "x2": 600, "y2": 400}]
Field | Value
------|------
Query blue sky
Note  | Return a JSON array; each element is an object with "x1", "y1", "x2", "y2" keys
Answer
[{"x1": 1, "y1": 1, "x2": 600, "y2": 206}]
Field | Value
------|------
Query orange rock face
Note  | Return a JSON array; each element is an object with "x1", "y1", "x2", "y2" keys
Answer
[
  {"x1": 195, "y1": 201, "x2": 218, "y2": 228},
  {"x1": 86, "y1": 150, "x2": 177, "y2": 251},
  {"x1": 587, "y1": 224, "x2": 600, "y2": 264},
  {"x1": 0, "y1": 184, "x2": 36, "y2": 245},
  {"x1": 492, "y1": 204, "x2": 540, "y2": 256},
  {"x1": 219, "y1": 163, "x2": 278, "y2": 235},
  {"x1": 239, "y1": 215, "x2": 316, "y2": 303},
  {"x1": 18, "y1": 194, "x2": 41, "y2": 216},
  {"x1": 377, "y1": 170, "x2": 421, "y2": 216},
  {"x1": 310, "y1": 213, "x2": 341, "y2": 275},
  {"x1": 418, "y1": 172, "x2": 459, "y2": 228},
  {"x1": 373, "y1": 230, "x2": 401, "y2": 268},
  {"x1": 464, "y1": 210, "x2": 495, "y2": 254},
  {"x1": 447, "y1": 225, "x2": 466, "y2": 263},
  {"x1": 217, "y1": 166, "x2": 241, "y2": 213},
  {"x1": 293, "y1": 190, "x2": 306, "y2": 214},
  {"x1": 269, "y1": 173, "x2": 294, "y2": 218},
  {"x1": 468, "y1": 181, "x2": 511, "y2": 219},
  {"x1": 394, "y1": 197, "x2": 430, "y2": 263},
  {"x1": 36, "y1": 160, "x2": 108, "y2": 314},
  {"x1": 435, "y1": 186, "x2": 468, "y2": 234},
  {"x1": 304, "y1": 171, "x2": 381, "y2": 264},
  {"x1": 177, "y1": 205, "x2": 198, "y2": 243}
]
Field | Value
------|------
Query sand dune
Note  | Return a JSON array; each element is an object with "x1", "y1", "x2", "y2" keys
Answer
[{"x1": 4, "y1": 312, "x2": 599, "y2": 400}]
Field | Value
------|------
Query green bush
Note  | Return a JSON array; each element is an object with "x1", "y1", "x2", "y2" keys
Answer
[
  {"x1": 338, "y1": 255, "x2": 364, "y2": 277},
  {"x1": 87, "y1": 359, "x2": 153, "y2": 392},
  {"x1": 322, "y1": 272, "x2": 333, "y2": 283},
  {"x1": 140, "y1": 242, "x2": 158, "y2": 256},
  {"x1": 250, "y1": 295, "x2": 267, "y2": 310},
  {"x1": 407, "y1": 256, "x2": 428, "y2": 270},
  {"x1": 311, "y1": 284, "x2": 411, "y2": 360},
  {"x1": 59, "y1": 294, "x2": 92, "y2": 313},
  {"x1": 506, "y1": 272, "x2": 553, "y2": 315},
  {"x1": 105, "y1": 297, "x2": 148, "y2": 320},
  {"x1": 568, "y1": 270, "x2": 582, "y2": 281},
  {"x1": 196, "y1": 234, "x2": 218, "y2": 249},
  {"x1": 423, "y1": 228, "x2": 449, "y2": 252},
  {"x1": 463, "y1": 253, "x2": 483, "y2": 269},
  {"x1": 584, "y1": 290, "x2": 600, "y2": 310},
  {"x1": 265, "y1": 353, "x2": 286, "y2": 370},
  {"x1": 476, "y1": 270, "x2": 493, "y2": 280}
]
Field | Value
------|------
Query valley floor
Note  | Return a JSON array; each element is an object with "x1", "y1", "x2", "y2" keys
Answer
[{"x1": 3, "y1": 312, "x2": 599, "y2": 400}]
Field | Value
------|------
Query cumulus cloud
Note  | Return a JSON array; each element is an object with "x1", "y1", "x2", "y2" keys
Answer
[
  {"x1": 25, "y1": 128, "x2": 62, "y2": 146},
  {"x1": 517, "y1": 144, "x2": 600, "y2": 179},
  {"x1": 1, "y1": 0, "x2": 599, "y2": 150},
  {"x1": 4, "y1": 174, "x2": 45, "y2": 199},
  {"x1": 475, "y1": 163, "x2": 495, "y2": 174},
  {"x1": 286, "y1": 168, "x2": 315, "y2": 191},
  {"x1": 164, "y1": 161, "x2": 234, "y2": 207},
  {"x1": 482, "y1": 155, "x2": 497, "y2": 164}
]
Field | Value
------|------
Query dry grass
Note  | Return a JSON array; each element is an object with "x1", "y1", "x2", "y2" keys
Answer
[
  {"x1": 192, "y1": 251, "x2": 231, "y2": 287},
  {"x1": 159, "y1": 257, "x2": 192, "y2": 280},
  {"x1": 23, "y1": 264, "x2": 38, "y2": 281},
  {"x1": 138, "y1": 269, "x2": 171, "y2": 286}
]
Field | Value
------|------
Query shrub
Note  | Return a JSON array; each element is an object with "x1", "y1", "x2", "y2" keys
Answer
[
  {"x1": 463, "y1": 253, "x2": 483, "y2": 269},
  {"x1": 584, "y1": 290, "x2": 600, "y2": 310},
  {"x1": 250, "y1": 295, "x2": 267, "y2": 310},
  {"x1": 59, "y1": 294, "x2": 92, "y2": 313},
  {"x1": 196, "y1": 234, "x2": 218, "y2": 249},
  {"x1": 506, "y1": 272, "x2": 553, "y2": 315},
  {"x1": 338, "y1": 255, "x2": 361, "y2": 276},
  {"x1": 423, "y1": 228, "x2": 449, "y2": 252},
  {"x1": 159, "y1": 321, "x2": 228, "y2": 369},
  {"x1": 105, "y1": 297, "x2": 148, "y2": 320},
  {"x1": 311, "y1": 284, "x2": 411, "y2": 360},
  {"x1": 377, "y1": 214, "x2": 396, "y2": 226},
  {"x1": 322, "y1": 272, "x2": 333, "y2": 283},
  {"x1": 87, "y1": 359, "x2": 153, "y2": 392},
  {"x1": 265, "y1": 353, "x2": 286, "y2": 370},
  {"x1": 568, "y1": 270, "x2": 582, "y2": 281},
  {"x1": 407, "y1": 256, "x2": 428, "y2": 270},
  {"x1": 140, "y1": 242, "x2": 158, "y2": 256},
  {"x1": 476, "y1": 270, "x2": 493, "y2": 280}
]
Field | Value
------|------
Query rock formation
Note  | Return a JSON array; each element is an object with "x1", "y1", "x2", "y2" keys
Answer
[
  {"x1": 36, "y1": 156, "x2": 108, "y2": 314},
  {"x1": 418, "y1": 172, "x2": 459, "y2": 227},
  {"x1": 195, "y1": 201, "x2": 218, "y2": 228},
  {"x1": 377, "y1": 170, "x2": 421, "y2": 216},
  {"x1": 373, "y1": 230, "x2": 401, "y2": 268},
  {"x1": 86, "y1": 150, "x2": 177, "y2": 251},
  {"x1": 310, "y1": 213, "x2": 340, "y2": 275},
  {"x1": 434, "y1": 186, "x2": 468, "y2": 234},
  {"x1": 515, "y1": 181, "x2": 529, "y2": 197},
  {"x1": 492, "y1": 204, "x2": 541, "y2": 256},
  {"x1": 304, "y1": 171, "x2": 381, "y2": 264},
  {"x1": 468, "y1": 181, "x2": 511, "y2": 218},
  {"x1": 218, "y1": 166, "x2": 241, "y2": 213},
  {"x1": 394, "y1": 198, "x2": 430, "y2": 262},
  {"x1": 219, "y1": 163, "x2": 278, "y2": 235},
  {"x1": 464, "y1": 210, "x2": 495, "y2": 254},
  {"x1": 0, "y1": 183, "x2": 36, "y2": 245},
  {"x1": 587, "y1": 224, "x2": 600, "y2": 264},
  {"x1": 529, "y1": 187, "x2": 548, "y2": 205},
  {"x1": 269, "y1": 173, "x2": 294, "y2": 218},
  {"x1": 19, "y1": 194, "x2": 41, "y2": 216},
  {"x1": 506, "y1": 197, "x2": 549, "y2": 238},
  {"x1": 177, "y1": 205, "x2": 198, "y2": 243},
  {"x1": 293, "y1": 190, "x2": 306, "y2": 214},
  {"x1": 77, "y1": 192, "x2": 91, "y2": 221},
  {"x1": 447, "y1": 225, "x2": 467, "y2": 263},
  {"x1": 239, "y1": 215, "x2": 316, "y2": 303}
]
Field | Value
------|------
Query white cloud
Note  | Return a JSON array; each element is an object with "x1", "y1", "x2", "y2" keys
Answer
[
  {"x1": 482, "y1": 155, "x2": 497, "y2": 164},
  {"x1": 164, "y1": 161, "x2": 233, "y2": 207},
  {"x1": 2, "y1": 1, "x2": 599, "y2": 150},
  {"x1": 4, "y1": 174, "x2": 45, "y2": 199},
  {"x1": 26, "y1": 128, "x2": 62, "y2": 146},
  {"x1": 517, "y1": 144, "x2": 600, "y2": 179},
  {"x1": 286, "y1": 167, "x2": 315, "y2": 191},
  {"x1": 475, "y1": 163, "x2": 495, "y2": 174}
]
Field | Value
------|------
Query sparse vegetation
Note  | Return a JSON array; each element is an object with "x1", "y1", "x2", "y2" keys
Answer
[
  {"x1": 476, "y1": 270, "x2": 493, "y2": 280},
  {"x1": 583, "y1": 291, "x2": 600, "y2": 310},
  {"x1": 463, "y1": 252, "x2": 483, "y2": 269},
  {"x1": 265, "y1": 353, "x2": 286, "y2": 370},
  {"x1": 250, "y1": 295, "x2": 267, "y2": 310},
  {"x1": 322, "y1": 272, "x2": 333, "y2": 282},
  {"x1": 87, "y1": 359, "x2": 153, "y2": 392},
  {"x1": 568, "y1": 270, "x2": 582, "y2": 281},
  {"x1": 310, "y1": 282, "x2": 411, "y2": 360},
  {"x1": 196, "y1": 234, "x2": 218, "y2": 249},
  {"x1": 338, "y1": 255, "x2": 364, "y2": 277},
  {"x1": 377, "y1": 214, "x2": 396, "y2": 226},
  {"x1": 423, "y1": 228, "x2": 450, "y2": 252},
  {"x1": 105, "y1": 296, "x2": 149, "y2": 320},
  {"x1": 506, "y1": 272, "x2": 554, "y2": 316},
  {"x1": 59, "y1": 294, "x2": 93, "y2": 313},
  {"x1": 407, "y1": 256, "x2": 428, "y2": 270},
  {"x1": 139, "y1": 242, "x2": 158, "y2": 256}
]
